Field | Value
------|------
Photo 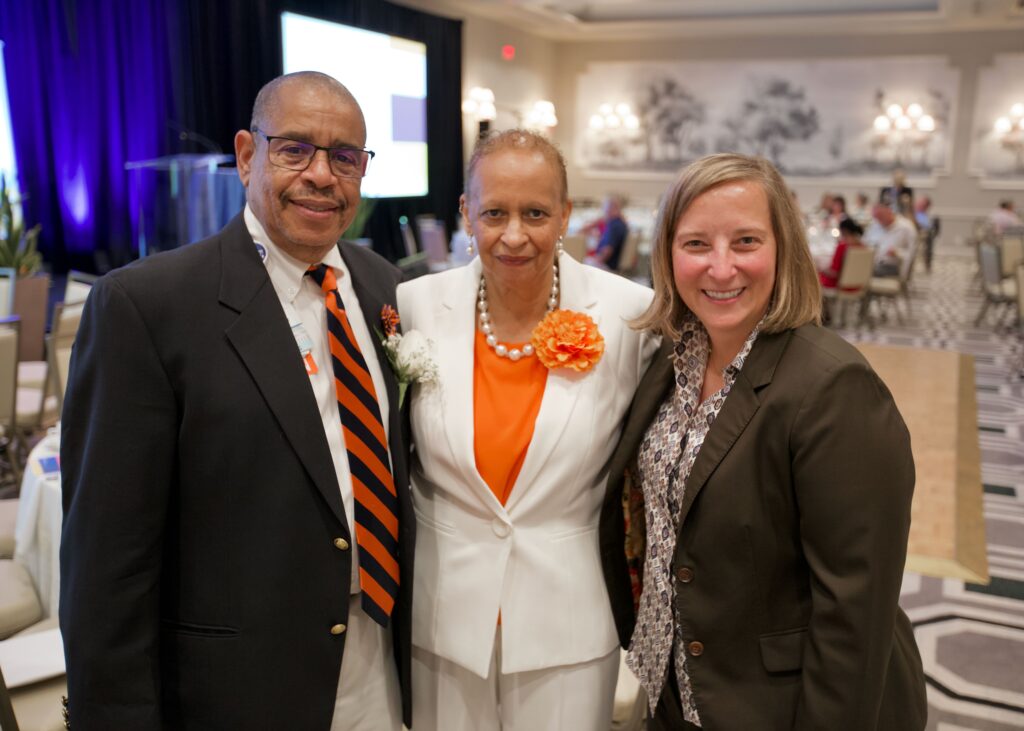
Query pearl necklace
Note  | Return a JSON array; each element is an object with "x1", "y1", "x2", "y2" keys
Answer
[{"x1": 477, "y1": 261, "x2": 559, "y2": 361}]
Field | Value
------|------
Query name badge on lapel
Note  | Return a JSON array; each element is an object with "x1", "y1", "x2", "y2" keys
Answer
[{"x1": 291, "y1": 321, "x2": 318, "y2": 375}]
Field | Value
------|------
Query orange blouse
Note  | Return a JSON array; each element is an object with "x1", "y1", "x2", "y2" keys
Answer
[{"x1": 473, "y1": 330, "x2": 548, "y2": 505}]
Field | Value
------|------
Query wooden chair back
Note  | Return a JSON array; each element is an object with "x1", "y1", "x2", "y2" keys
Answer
[
  {"x1": 617, "y1": 229, "x2": 642, "y2": 274},
  {"x1": 836, "y1": 247, "x2": 874, "y2": 291},
  {"x1": 561, "y1": 234, "x2": 587, "y2": 262},
  {"x1": 0, "y1": 317, "x2": 19, "y2": 432},
  {"x1": 1000, "y1": 234, "x2": 1023, "y2": 278}
]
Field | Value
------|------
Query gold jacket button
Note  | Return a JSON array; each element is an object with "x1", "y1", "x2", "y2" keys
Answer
[
  {"x1": 688, "y1": 640, "x2": 704, "y2": 657},
  {"x1": 676, "y1": 567, "x2": 694, "y2": 583},
  {"x1": 330, "y1": 623, "x2": 347, "y2": 635},
  {"x1": 334, "y1": 538, "x2": 350, "y2": 550}
]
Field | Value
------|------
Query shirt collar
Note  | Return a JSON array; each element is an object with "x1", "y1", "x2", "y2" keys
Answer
[
  {"x1": 674, "y1": 311, "x2": 763, "y2": 385},
  {"x1": 244, "y1": 204, "x2": 345, "y2": 303}
]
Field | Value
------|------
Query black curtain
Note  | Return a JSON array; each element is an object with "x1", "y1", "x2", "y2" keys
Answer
[{"x1": 178, "y1": 0, "x2": 464, "y2": 262}]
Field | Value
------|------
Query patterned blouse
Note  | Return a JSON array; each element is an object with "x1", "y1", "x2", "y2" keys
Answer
[{"x1": 626, "y1": 314, "x2": 761, "y2": 724}]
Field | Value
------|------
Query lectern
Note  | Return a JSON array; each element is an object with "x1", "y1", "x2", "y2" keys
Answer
[{"x1": 125, "y1": 154, "x2": 244, "y2": 256}]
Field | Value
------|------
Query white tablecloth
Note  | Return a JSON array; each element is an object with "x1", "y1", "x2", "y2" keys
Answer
[
  {"x1": 14, "y1": 431, "x2": 62, "y2": 618},
  {"x1": 807, "y1": 225, "x2": 838, "y2": 272}
]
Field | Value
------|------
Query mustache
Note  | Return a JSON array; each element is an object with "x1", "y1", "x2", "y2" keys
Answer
[{"x1": 284, "y1": 184, "x2": 347, "y2": 208}]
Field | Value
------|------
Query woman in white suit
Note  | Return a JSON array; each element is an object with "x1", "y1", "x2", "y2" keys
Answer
[{"x1": 397, "y1": 130, "x2": 659, "y2": 730}]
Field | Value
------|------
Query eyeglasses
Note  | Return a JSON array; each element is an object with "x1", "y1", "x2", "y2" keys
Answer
[{"x1": 252, "y1": 128, "x2": 375, "y2": 179}]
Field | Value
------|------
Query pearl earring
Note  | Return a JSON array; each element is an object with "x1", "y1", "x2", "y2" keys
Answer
[
  {"x1": 556, "y1": 237, "x2": 564, "y2": 256},
  {"x1": 467, "y1": 235, "x2": 476, "y2": 257}
]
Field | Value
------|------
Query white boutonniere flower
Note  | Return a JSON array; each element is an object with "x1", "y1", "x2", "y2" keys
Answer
[{"x1": 379, "y1": 305, "x2": 438, "y2": 407}]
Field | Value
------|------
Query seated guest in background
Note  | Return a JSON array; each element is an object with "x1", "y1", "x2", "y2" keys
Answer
[
  {"x1": 399, "y1": 129, "x2": 659, "y2": 731},
  {"x1": 879, "y1": 167, "x2": 913, "y2": 208},
  {"x1": 989, "y1": 199, "x2": 1023, "y2": 234},
  {"x1": 865, "y1": 203, "x2": 916, "y2": 277},
  {"x1": 583, "y1": 193, "x2": 629, "y2": 270},
  {"x1": 819, "y1": 217, "x2": 866, "y2": 289},
  {"x1": 600, "y1": 152, "x2": 926, "y2": 730},
  {"x1": 826, "y1": 193, "x2": 848, "y2": 228},
  {"x1": 60, "y1": 71, "x2": 414, "y2": 729},
  {"x1": 850, "y1": 191, "x2": 873, "y2": 226},
  {"x1": 897, "y1": 190, "x2": 919, "y2": 232},
  {"x1": 914, "y1": 195, "x2": 933, "y2": 231},
  {"x1": 812, "y1": 191, "x2": 834, "y2": 225}
]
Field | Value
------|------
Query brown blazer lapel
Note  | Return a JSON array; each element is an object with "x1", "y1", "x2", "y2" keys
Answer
[{"x1": 678, "y1": 329, "x2": 793, "y2": 525}]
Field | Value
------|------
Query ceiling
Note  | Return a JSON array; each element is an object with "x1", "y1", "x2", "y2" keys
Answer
[{"x1": 393, "y1": 0, "x2": 1024, "y2": 40}]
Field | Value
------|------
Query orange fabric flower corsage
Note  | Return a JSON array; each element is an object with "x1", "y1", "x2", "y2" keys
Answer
[{"x1": 531, "y1": 309, "x2": 605, "y2": 373}]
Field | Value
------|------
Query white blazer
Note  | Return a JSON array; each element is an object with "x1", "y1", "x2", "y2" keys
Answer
[{"x1": 397, "y1": 253, "x2": 659, "y2": 678}]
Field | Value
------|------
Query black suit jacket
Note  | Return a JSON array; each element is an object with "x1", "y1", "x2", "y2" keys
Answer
[
  {"x1": 600, "y1": 325, "x2": 926, "y2": 730},
  {"x1": 59, "y1": 214, "x2": 414, "y2": 729}
]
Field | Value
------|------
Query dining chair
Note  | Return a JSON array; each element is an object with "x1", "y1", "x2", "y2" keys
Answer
[
  {"x1": 0, "y1": 557, "x2": 43, "y2": 641},
  {"x1": 822, "y1": 246, "x2": 874, "y2": 327},
  {"x1": 0, "y1": 616, "x2": 67, "y2": 731},
  {"x1": 975, "y1": 242, "x2": 1017, "y2": 327},
  {"x1": 418, "y1": 220, "x2": 450, "y2": 271},
  {"x1": 43, "y1": 301, "x2": 85, "y2": 416},
  {"x1": 616, "y1": 229, "x2": 642, "y2": 276},
  {"x1": 0, "y1": 317, "x2": 21, "y2": 485},
  {"x1": 63, "y1": 270, "x2": 98, "y2": 306},
  {"x1": 399, "y1": 219, "x2": 419, "y2": 259},
  {"x1": 1015, "y1": 264, "x2": 1024, "y2": 378},
  {"x1": 868, "y1": 234, "x2": 921, "y2": 325},
  {"x1": 0, "y1": 268, "x2": 16, "y2": 319},
  {"x1": 561, "y1": 233, "x2": 587, "y2": 262},
  {"x1": 1000, "y1": 233, "x2": 1024, "y2": 279}
]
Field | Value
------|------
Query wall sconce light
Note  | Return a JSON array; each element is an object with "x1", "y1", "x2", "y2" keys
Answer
[
  {"x1": 994, "y1": 102, "x2": 1024, "y2": 171},
  {"x1": 525, "y1": 100, "x2": 558, "y2": 132},
  {"x1": 873, "y1": 102, "x2": 935, "y2": 135},
  {"x1": 462, "y1": 87, "x2": 496, "y2": 120},
  {"x1": 588, "y1": 102, "x2": 640, "y2": 131},
  {"x1": 462, "y1": 86, "x2": 496, "y2": 138},
  {"x1": 871, "y1": 99, "x2": 937, "y2": 166}
]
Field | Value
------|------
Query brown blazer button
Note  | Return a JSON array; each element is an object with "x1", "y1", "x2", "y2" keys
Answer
[
  {"x1": 333, "y1": 538, "x2": 350, "y2": 550},
  {"x1": 330, "y1": 623, "x2": 347, "y2": 635},
  {"x1": 676, "y1": 566, "x2": 694, "y2": 583},
  {"x1": 687, "y1": 640, "x2": 704, "y2": 657}
]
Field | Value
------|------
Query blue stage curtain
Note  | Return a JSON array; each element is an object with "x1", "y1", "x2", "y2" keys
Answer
[{"x1": 0, "y1": 0, "x2": 178, "y2": 270}]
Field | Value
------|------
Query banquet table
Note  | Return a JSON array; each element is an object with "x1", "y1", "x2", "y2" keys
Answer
[
  {"x1": 14, "y1": 430, "x2": 62, "y2": 618},
  {"x1": 856, "y1": 344, "x2": 989, "y2": 583}
]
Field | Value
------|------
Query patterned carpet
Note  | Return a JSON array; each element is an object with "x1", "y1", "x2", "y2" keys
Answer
[{"x1": 836, "y1": 247, "x2": 1024, "y2": 730}]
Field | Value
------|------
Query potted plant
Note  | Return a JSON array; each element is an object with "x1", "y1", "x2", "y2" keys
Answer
[
  {"x1": 342, "y1": 197, "x2": 376, "y2": 247},
  {"x1": 0, "y1": 175, "x2": 49, "y2": 361},
  {"x1": 0, "y1": 175, "x2": 41, "y2": 276}
]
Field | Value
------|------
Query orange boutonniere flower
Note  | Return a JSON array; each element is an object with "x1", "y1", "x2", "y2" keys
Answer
[
  {"x1": 380, "y1": 304, "x2": 401, "y2": 337},
  {"x1": 531, "y1": 309, "x2": 605, "y2": 373}
]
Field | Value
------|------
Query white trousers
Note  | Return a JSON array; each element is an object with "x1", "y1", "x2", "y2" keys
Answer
[
  {"x1": 411, "y1": 630, "x2": 619, "y2": 731},
  {"x1": 331, "y1": 599, "x2": 403, "y2": 731}
]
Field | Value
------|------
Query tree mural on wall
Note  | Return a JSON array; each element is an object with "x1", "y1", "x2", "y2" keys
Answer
[
  {"x1": 717, "y1": 78, "x2": 820, "y2": 169},
  {"x1": 578, "y1": 58, "x2": 958, "y2": 177},
  {"x1": 637, "y1": 78, "x2": 707, "y2": 164}
]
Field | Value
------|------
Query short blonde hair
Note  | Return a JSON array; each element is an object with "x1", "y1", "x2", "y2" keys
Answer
[
  {"x1": 634, "y1": 153, "x2": 821, "y2": 340},
  {"x1": 465, "y1": 129, "x2": 568, "y2": 203}
]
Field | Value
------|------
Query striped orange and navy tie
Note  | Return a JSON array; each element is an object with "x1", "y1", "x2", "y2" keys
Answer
[{"x1": 308, "y1": 264, "x2": 399, "y2": 626}]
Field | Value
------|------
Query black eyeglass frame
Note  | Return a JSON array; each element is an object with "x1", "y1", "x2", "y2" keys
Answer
[{"x1": 251, "y1": 127, "x2": 376, "y2": 179}]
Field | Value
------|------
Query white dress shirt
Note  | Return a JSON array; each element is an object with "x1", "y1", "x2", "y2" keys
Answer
[
  {"x1": 864, "y1": 214, "x2": 916, "y2": 268},
  {"x1": 244, "y1": 206, "x2": 391, "y2": 594}
]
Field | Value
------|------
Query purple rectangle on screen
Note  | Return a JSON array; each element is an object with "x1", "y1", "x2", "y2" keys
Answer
[{"x1": 392, "y1": 95, "x2": 426, "y2": 143}]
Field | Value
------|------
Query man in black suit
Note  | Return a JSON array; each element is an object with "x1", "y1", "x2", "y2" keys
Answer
[{"x1": 60, "y1": 71, "x2": 414, "y2": 730}]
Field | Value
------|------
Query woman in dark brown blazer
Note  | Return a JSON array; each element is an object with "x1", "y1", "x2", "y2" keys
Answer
[{"x1": 600, "y1": 153, "x2": 926, "y2": 730}]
